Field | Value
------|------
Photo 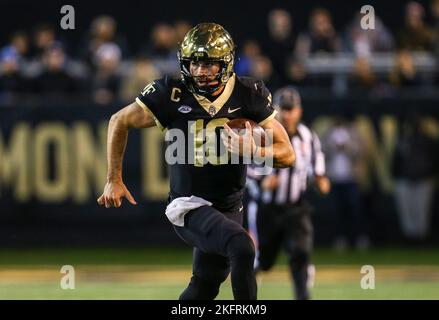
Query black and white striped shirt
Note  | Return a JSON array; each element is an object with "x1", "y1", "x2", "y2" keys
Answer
[{"x1": 246, "y1": 123, "x2": 325, "y2": 205}]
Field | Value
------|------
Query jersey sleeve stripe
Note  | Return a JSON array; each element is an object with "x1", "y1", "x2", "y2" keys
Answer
[
  {"x1": 135, "y1": 97, "x2": 166, "y2": 131},
  {"x1": 258, "y1": 110, "x2": 278, "y2": 126}
]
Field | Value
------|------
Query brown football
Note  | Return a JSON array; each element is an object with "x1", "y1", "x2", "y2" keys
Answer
[{"x1": 225, "y1": 118, "x2": 266, "y2": 147}]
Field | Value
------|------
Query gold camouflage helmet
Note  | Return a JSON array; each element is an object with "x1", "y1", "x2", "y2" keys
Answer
[{"x1": 178, "y1": 23, "x2": 236, "y2": 95}]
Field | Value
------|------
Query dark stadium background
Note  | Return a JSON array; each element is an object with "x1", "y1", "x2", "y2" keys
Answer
[{"x1": 0, "y1": 0, "x2": 431, "y2": 48}]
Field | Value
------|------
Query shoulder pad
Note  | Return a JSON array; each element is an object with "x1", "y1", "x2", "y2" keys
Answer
[{"x1": 236, "y1": 76, "x2": 271, "y2": 99}]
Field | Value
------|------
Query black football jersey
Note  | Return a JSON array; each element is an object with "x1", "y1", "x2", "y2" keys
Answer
[{"x1": 135, "y1": 74, "x2": 276, "y2": 209}]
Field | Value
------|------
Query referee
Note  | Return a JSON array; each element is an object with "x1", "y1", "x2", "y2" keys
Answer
[{"x1": 246, "y1": 86, "x2": 330, "y2": 300}]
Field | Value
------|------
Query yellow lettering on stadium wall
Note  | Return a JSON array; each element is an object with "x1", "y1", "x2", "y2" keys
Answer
[
  {"x1": 0, "y1": 123, "x2": 31, "y2": 201},
  {"x1": 310, "y1": 116, "x2": 334, "y2": 139},
  {"x1": 355, "y1": 115, "x2": 396, "y2": 193},
  {"x1": 311, "y1": 115, "x2": 400, "y2": 193},
  {"x1": 34, "y1": 123, "x2": 70, "y2": 202},
  {"x1": 421, "y1": 116, "x2": 439, "y2": 138},
  {"x1": 72, "y1": 122, "x2": 108, "y2": 203},
  {"x1": 142, "y1": 127, "x2": 169, "y2": 200}
]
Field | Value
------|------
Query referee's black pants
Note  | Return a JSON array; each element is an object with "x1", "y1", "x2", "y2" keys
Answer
[{"x1": 255, "y1": 201, "x2": 313, "y2": 300}]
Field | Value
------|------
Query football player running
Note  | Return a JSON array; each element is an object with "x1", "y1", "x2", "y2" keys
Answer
[{"x1": 97, "y1": 23, "x2": 295, "y2": 300}]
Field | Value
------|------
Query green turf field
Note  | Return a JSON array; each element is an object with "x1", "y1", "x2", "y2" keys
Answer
[{"x1": 0, "y1": 247, "x2": 438, "y2": 299}]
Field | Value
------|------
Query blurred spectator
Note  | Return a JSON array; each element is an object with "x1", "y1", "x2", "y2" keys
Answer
[
  {"x1": 0, "y1": 31, "x2": 30, "y2": 86},
  {"x1": 174, "y1": 20, "x2": 192, "y2": 44},
  {"x1": 263, "y1": 9, "x2": 296, "y2": 83},
  {"x1": 80, "y1": 15, "x2": 129, "y2": 67},
  {"x1": 92, "y1": 43, "x2": 122, "y2": 105},
  {"x1": 344, "y1": 13, "x2": 394, "y2": 57},
  {"x1": 286, "y1": 58, "x2": 311, "y2": 87},
  {"x1": 348, "y1": 57, "x2": 377, "y2": 92},
  {"x1": 120, "y1": 56, "x2": 161, "y2": 102},
  {"x1": 33, "y1": 44, "x2": 78, "y2": 96},
  {"x1": 295, "y1": 8, "x2": 341, "y2": 59},
  {"x1": 32, "y1": 24, "x2": 57, "y2": 59},
  {"x1": 431, "y1": 0, "x2": 439, "y2": 84},
  {"x1": 323, "y1": 118, "x2": 369, "y2": 251},
  {"x1": 392, "y1": 115, "x2": 438, "y2": 242},
  {"x1": 235, "y1": 40, "x2": 261, "y2": 76},
  {"x1": 397, "y1": 2, "x2": 434, "y2": 51},
  {"x1": 142, "y1": 23, "x2": 177, "y2": 58},
  {"x1": 248, "y1": 55, "x2": 281, "y2": 91},
  {"x1": 0, "y1": 47, "x2": 28, "y2": 98},
  {"x1": 8, "y1": 31, "x2": 30, "y2": 61},
  {"x1": 389, "y1": 50, "x2": 422, "y2": 87},
  {"x1": 432, "y1": 0, "x2": 439, "y2": 53},
  {"x1": 141, "y1": 23, "x2": 179, "y2": 76}
]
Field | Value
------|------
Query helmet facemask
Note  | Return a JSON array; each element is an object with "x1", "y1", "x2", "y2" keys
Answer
[{"x1": 178, "y1": 54, "x2": 234, "y2": 96}]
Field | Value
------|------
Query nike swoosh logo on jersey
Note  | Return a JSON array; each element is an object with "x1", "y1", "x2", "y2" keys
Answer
[{"x1": 228, "y1": 107, "x2": 241, "y2": 113}]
